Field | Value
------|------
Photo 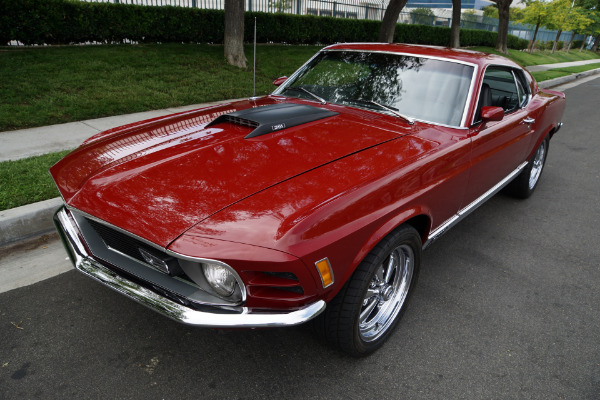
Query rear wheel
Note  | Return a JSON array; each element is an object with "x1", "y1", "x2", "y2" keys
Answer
[
  {"x1": 315, "y1": 225, "x2": 421, "y2": 356},
  {"x1": 508, "y1": 136, "x2": 549, "y2": 199}
]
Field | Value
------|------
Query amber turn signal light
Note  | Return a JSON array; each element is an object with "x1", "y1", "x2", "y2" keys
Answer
[{"x1": 315, "y1": 258, "x2": 334, "y2": 288}]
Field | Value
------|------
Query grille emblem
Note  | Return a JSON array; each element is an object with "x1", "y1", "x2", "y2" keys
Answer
[{"x1": 139, "y1": 248, "x2": 170, "y2": 274}]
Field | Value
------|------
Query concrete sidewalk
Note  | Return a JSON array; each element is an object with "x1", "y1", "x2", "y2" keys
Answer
[
  {"x1": 0, "y1": 99, "x2": 241, "y2": 163},
  {"x1": 525, "y1": 58, "x2": 600, "y2": 72},
  {"x1": 1, "y1": 65, "x2": 600, "y2": 247}
]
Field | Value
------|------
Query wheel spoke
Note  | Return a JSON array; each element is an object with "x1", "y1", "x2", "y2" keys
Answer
[
  {"x1": 359, "y1": 297, "x2": 379, "y2": 324},
  {"x1": 383, "y1": 251, "x2": 397, "y2": 284},
  {"x1": 374, "y1": 265, "x2": 384, "y2": 284}
]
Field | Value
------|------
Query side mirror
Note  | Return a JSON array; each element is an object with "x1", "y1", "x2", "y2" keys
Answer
[
  {"x1": 273, "y1": 76, "x2": 288, "y2": 86},
  {"x1": 480, "y1": 106, "x2": 504, "y2": 122}
]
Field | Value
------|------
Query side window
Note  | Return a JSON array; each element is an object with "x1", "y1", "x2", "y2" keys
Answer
[
  {"x1": 482, "y1": 67, "x2": 520, "y2": 114},
  {"x1": 513, "y1": 70, "x2": 530, "y2": 108}
]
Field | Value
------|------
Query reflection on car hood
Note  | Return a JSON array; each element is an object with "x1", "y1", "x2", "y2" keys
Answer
[{"x1": 50, "y1": 98, "x2": 405, "y2": 247}]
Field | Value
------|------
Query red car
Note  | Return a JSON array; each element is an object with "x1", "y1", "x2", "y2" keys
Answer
[{"x1": 51, "y1": 43, "x2": 565, "y2": 356}]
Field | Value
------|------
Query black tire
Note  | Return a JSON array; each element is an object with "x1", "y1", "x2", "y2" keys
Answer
[
  {"x1": 315, "y1": 225, "x2": 421, "y2": 357},
  {"x1": 508, "y1": 136, "x2": 549, "y2": 199}
]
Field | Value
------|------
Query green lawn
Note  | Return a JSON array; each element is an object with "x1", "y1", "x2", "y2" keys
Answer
[
  {"x1": 531, "y1": 63, "x2": 600, "y2": 82},
  {"x1": 0, "y1": 150, "x2": 69, "y2": 211},
  {"x1": 471, "y1": 47, "x2": 600, "y2": 67},
  {"x1": 0, "y1": 44, "x2": 321, "y2": 132}
]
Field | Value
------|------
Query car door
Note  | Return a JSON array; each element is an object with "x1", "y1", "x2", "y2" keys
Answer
[{"x1": 464, "y1": 66, "x2": 533, "y2": 204}]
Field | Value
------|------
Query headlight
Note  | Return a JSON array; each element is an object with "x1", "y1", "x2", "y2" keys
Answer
[{"x1": 202, "y1": 263, "x2": 239, "y2": 298}]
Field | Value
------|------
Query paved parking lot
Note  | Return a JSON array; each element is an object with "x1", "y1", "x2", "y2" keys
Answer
[{"x1": 1, "y1": 78, "x2": 599, "y2": 399}]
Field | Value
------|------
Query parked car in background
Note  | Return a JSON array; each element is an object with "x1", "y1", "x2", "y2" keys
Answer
[{"x1": 51, "y1": 43, "x2": 565, "y2": 356}]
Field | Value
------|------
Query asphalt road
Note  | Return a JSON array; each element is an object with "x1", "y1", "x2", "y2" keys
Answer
[{"x1": 1, "y1": 78, "x2": 599, "y2": 399}]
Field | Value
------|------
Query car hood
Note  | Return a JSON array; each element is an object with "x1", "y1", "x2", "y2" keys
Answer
[{"x1": 51, "y1": 98, "x2": 406, "y2": 247}]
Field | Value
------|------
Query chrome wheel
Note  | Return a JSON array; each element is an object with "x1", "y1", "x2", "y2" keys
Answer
[
  {"x1": 359, "y1": 244, "x2": 414, "y2": 342},
  {"x1": 528, "y1": 140, "x2": 546, "y2": 190}
]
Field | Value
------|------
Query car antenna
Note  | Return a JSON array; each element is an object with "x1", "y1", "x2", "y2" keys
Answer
[{"x1": 252, "y1": 17, "x2": 257, "y2": 98}]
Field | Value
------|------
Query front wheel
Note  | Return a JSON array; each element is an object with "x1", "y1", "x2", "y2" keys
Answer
[
  {"x1": 315, "y1": 225, "x2": 421, "y2": 356},
  {"x1": 508, "y1": 136, "x2": 549, "y2": 199}
]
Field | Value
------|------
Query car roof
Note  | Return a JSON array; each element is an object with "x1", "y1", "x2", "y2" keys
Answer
[{"x1": 323, "y1": 43, "x2": 520, "y2": 70}]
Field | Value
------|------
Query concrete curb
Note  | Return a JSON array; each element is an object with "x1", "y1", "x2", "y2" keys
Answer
[
  {"x1": 538, "y1": 67, "x2": 600, "y2": 88},
  {"x1": 0, "y1": 197, "x2": 63, "y2": 248}
]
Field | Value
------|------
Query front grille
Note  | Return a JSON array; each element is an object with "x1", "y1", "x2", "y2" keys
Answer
[{"x1": 86, "y1": 218, "x2": 168, "y2": 265}]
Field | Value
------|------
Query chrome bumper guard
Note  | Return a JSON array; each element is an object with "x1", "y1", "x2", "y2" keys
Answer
[{"x1": 54, "y1": 207, "x2": 325, "y2": 328}]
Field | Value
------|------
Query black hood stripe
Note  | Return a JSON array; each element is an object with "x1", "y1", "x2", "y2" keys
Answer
[{"x1": 206, "y1": 103, "x2": 339, "y2": 139}]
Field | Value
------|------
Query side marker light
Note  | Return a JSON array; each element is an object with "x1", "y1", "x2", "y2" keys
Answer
[{"x1": 315, "y1": 258, "x2": 334, "y2": 288}]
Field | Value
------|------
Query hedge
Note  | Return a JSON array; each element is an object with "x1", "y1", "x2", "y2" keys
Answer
[{"x1": 0, "y1": 0, "x2": 529, "y2": 50}]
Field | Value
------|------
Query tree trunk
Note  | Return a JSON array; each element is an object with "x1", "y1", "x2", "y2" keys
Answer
[
  {"x1": 579, "y1": 35, "x2": 588, "y2": 52},
  {"x1": 495, "y1": 0, "x2": 512, "y2": 54},
  {"x1": 529, "y1": 18, "x2": 540, "y2": 54},
  {"x1": 591, "y1": 33, "x2": 600, "y2": 52},
  {"x1": 551, "y1": 30, "x2": 562, "y2": 54},
  {"x1": 566, "y1": 31, "x2": 576, "y2": 53},
  {"x1": 224, "y1": 0, "x2": 247, "y2": 68},
  {"x1": 378, "y1": 0, "x2": 409, "y2": 43},
  {"x1": 450, "y1": 0, "x2": 461, "y2": 48}
]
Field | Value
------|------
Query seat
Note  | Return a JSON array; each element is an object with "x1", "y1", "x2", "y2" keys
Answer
[{"x1": 475, "y1": 83, "x2": 493, "y2": 123}]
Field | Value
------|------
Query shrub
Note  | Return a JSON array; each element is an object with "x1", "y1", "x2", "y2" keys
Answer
[
  {"x1": 0, "y1": 0, "x2": 528, "y2": 50},
  {"x1": 410, "y1": 8, "x2": 435, "y2": 26}
]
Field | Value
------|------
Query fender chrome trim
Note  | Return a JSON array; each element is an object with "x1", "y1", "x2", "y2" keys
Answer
[{"x1": 54, "y1": 207, "x2": 325, "y2": 328}]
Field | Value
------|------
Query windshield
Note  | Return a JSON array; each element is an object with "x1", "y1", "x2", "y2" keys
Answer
[{"x1": 276, "y1": 50, "x2": 475, "y2": 127}]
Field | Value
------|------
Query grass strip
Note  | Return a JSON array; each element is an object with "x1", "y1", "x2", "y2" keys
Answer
[
  {"x1": 0, "y1": 150, "x2": 69, "y2": 211},
  {"x1": 532, "y1": 63, "x2": 600, "y2": 82},
  {"x1": 0, "y1": 44, "x2": 320, "y2": 132},
  {"x1": 471, "y1": 47, "x2": 600, "y2": 67}
]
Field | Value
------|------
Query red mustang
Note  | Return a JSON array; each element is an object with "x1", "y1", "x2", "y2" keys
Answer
[{"x1": 51, "y1": 43, "x2": 565, "y2": 356}]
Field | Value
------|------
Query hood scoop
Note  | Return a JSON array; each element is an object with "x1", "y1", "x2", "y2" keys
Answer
[{"x1": 206, "y1": 103, "x2": 339, "y2": 139}]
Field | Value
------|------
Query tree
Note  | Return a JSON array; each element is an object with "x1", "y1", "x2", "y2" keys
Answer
[
  {"x1": 518, "y1": 0, "x2": 551, "y2": 53},
  {"x1": 483, "y1": 4, "x2": 499, "y2": 18},
  {"x1": 224, "y1": 0, "x2": 247, "y2": 68},
  {"x1": 378, "y1": 0, "x2": 410, "y2": 43},
  {"x1": 484, "y1": 4, "x2": 524, "y2": 21},
  {"x1": 592, "y1": 34, "x2": 600, "y2": 51},
  {"x1": 269, "y1": 0, "x2": 293, "y2": 13},
  {"x1": 564, "y1": 7, "x2": 593, "y2": 52},
  {"x1": 581, "y1": 13, "x2": 600, "y2": 51},
  {"x1": 410, "y1": 7, "x2": 435, "y2": 25},
  {"x1": 574, "y1": 0, "x2": 600, "y2": 51},
  {"x1": 461, "y1": 10, "x2": 480, "y2": 29},
  {"x1": 511, "y1": 7, "x2": 525, "y2": 21},
  {"x1": 450, "y1": 0, "x2": 461, "y2": 48},
  {"x1": 545, "y1": 0, "x2": 572, "y2": 53},
  {"x1": 491, "y1": 0, "x2": 513, "y2": 54}
]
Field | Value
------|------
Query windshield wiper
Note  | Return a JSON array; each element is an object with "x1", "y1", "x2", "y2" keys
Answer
[
  {"x1": 283, "y1": 86, "x2": 327, "y2": 105},
  {"x1": 346, "y1": 99, "x2": 415, "y2": 125}
]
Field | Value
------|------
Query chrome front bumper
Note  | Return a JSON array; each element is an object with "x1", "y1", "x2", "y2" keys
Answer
[{"x1": 54, "y1": 207, "x2": 325, "y2": 328}]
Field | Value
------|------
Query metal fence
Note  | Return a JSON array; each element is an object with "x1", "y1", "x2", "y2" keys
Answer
[{"x1": 68, "y1": 0, "x2": 588, "y2": 43}]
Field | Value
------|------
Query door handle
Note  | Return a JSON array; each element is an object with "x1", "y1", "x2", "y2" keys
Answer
[{"x1": 523, "y1": 117, "x2": 535, "y2": 124}]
